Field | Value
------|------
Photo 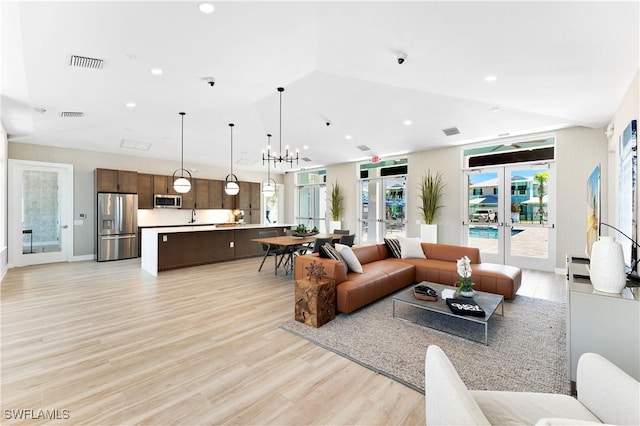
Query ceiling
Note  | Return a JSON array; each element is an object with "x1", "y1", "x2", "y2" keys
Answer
[{"x1": 2, "y1": 1, "x2": 638, "y2": 175}]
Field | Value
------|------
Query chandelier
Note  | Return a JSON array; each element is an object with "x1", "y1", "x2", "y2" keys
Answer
[
  {"x1": 262, "y1": 134, "x2": 277, "y2": 195},
  {"x1": 172, "y1": 112, "x2": 192, "y2": 193},
  {"x1": 263, "y1": 87, "x2": 298, "y2": 167}
]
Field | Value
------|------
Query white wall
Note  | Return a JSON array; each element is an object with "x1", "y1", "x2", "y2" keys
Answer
[{"x1": 0, "y1": 125, "x2": 7, "y2": 280}]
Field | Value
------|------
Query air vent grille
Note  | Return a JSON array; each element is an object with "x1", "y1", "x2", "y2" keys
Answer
[
  {"x1": 120, "y1": 139, "x2": 151, "y2": 151},
  {"x1": 60, "y1": 112, "x2": 84, "y2": 118},
  {"x1": 442, "y1": 127, "x2": 460, "y2": 136},
  {"x1": 69, "y1": 55, "x2": 104, "y2": 69},
  {"x1": 357, "y1": 145, "x2": 371, "y2": 151},
  {"x1": 301, "y1": 157, "x2": 312, "y2": 162}
]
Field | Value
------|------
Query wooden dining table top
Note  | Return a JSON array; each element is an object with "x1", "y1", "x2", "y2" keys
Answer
[{"x1": 251, "y1": 233, "x2": 340, "y2": 248}]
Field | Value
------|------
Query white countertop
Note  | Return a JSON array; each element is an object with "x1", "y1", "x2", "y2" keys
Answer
[{"x1": 141, "y1": 223, "x2": 294, "y2": 235}]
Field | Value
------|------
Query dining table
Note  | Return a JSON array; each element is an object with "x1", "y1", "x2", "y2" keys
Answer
[{"x1": 251, "y1": 233, "x2": 339, "y2": 275}]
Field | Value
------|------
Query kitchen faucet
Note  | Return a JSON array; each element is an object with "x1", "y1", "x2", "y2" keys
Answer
[{"x1": 189, "y1": 208, "x2": 196, "y2": 223}]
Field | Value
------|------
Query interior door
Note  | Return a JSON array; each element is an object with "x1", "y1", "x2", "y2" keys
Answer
[{"x1": 8, "y1": 160, "x2": 73, "y2": 267}]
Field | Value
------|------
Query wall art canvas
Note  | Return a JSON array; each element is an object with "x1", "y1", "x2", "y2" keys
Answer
[{"x1": 586, "y1": 164, "x2": 600, "y2": 257}]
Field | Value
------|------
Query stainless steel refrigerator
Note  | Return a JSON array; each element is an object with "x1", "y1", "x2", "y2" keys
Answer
[{"x1": 97, "y1": 193, "x2": 138, "y2": 261}]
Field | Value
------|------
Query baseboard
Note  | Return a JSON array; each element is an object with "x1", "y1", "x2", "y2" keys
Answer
[
  {"x1": 0, "y1": 246, "x2": 7, "y2": 282},
  {"x1": 71, "y1": 254, "x2": 95, "y2": 262}
]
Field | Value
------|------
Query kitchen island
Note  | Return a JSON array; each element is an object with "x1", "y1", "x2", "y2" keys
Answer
[{"x1": 141, "y1": 224, "x2": 291, "y2": 276}]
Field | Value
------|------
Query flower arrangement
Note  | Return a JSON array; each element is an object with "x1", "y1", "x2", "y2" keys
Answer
[{"x1": 456, "y1": 256, "x2": 474, "y2": 294}]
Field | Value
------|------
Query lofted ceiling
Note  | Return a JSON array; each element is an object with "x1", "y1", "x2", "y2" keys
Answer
[{"x1": 1, "y1": 1, "x2": 638, "y2": 175}]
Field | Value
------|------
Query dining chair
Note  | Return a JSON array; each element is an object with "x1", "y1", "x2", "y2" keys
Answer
[
  {"x1": 333, "y1": 229, "x2": 350, "y2": 235},
  {"x1": 258, "y1": 230, "x2": 286, "y2": 274},
  {"x1": 338, "y1": 234, "x2": 355, "y2": 247}
]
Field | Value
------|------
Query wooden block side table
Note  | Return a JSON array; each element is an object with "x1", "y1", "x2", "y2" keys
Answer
[{"x1": 295, "y1": 278, "x2": 336, "y2": 327}]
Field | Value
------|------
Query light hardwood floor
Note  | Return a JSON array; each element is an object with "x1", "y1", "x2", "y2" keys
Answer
[{"x1": 1, "y1": 257, "x2": 566, "y2": 425}]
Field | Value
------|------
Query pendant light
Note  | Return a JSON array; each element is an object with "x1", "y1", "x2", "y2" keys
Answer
[
  {"x1": 172, "y1": 112, "x2": 192, "y2": 193},
  {"x1": 262, "y1": 86, "x2": 299, "y2": 167},
  {"x1": 262, "y1": 134, "x2": 277, "y2": 195},
  {"x1": 224, "y1": 123, "x2": 240, "y2": 195}
]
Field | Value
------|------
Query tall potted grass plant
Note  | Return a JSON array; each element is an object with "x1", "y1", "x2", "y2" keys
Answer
[{"x1": 418, "y1": 170, "x2": 445, "y2": 243}]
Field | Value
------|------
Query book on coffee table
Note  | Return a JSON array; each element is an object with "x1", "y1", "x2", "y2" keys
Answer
[{"x1": 445, "y1": 298, "x2": 486, "y2": 317}]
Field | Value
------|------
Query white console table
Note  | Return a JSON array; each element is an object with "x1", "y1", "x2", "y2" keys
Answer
[{"x1": 566, "y1": 255, "x2": 640, "y2": 392}]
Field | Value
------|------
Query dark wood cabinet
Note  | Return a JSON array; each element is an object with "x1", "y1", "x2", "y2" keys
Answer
[
  {"x1": 181, "y1": 183, "x2": 196, "y2": 210},
  {"x1": 222, "y1": 185, "x2": 237, "y2": 210},
  {"x1": 96, "y1": 168, "x2": 137, "y2": 193},
  {"x1": 209, "y1": 180, "x2": 223, "y2": 209},
  {"x1": 137, "y1": 173, "x2": 154, "y2": 209},
  {"x1": 153, "y1": 175, "x2": 180, "y2": 196},
  {"x1": 238, "y1": 182, "x2": 261, "y2": 210},
  {"x1": 157, "y1": 229, "x2": 235, "y2": 270},
  {"x1": 194, "y1": 178, "x2": 209, "y2": 209}
]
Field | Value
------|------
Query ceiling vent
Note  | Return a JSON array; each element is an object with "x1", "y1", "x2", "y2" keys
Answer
[
  {"x1": 60, "y1": 112, "x2": 84, "y2": 118},
  {"x1": 442, "y1": 127, "x2": 460, "y2": 136},
  {"x1": 120, "y1": 139, "x2": 151, "y2": 151},
  {"x1": 357, "y1": 145, "x2": 371, "y2": 151},
  {"x1": 301, "y1": 157, "x2": 312, "y2": 162},
  {"x1": 69, "y1": 55, "x2": 104, "y2": 69}
]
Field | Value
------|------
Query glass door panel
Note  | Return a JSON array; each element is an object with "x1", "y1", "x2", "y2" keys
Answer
[
  {"x1": 296, "y1": 185, "x2": 326, "y2": 231},
  {"x1": 384, "y1": 177, "x2": 406, "y2": 238},
  {"x1": 360, "y1": 180, "x2": 379, "y2": 243},
  {"x1": 505, "y1": 164, "x2": 554, "y2": 270},
  {"x1": 360, "y1": 177, "x2": 407, "y2": 243},
  {"x1": 464, "y1": 169, "x2": 503, "y2": 263},
  {"x1": 9, "y1": 160, "x2": 73, "y2": 267}
]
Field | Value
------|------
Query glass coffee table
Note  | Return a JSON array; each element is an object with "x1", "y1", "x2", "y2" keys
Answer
[{"x1": 392, "y1": 282, "x2": 504, "y2": 345}]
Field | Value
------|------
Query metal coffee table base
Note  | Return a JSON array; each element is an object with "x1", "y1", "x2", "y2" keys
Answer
[{"x1": 392, "y1": 283, "x2": 504, "y2": 345}]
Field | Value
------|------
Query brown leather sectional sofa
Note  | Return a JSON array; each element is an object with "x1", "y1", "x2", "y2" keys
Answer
[{"x1": 293, "y1": 242, "x2": 521, "y2": 314}]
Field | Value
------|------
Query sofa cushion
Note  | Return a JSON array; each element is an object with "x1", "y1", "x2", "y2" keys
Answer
[
  {"x1": 321, "y1": 243, "x2": 342, "y2": 261},
  {"x1": 384, "y1": 237, "x2": 402, "y2": 258},
  {"x1": 335, "y1": 243, "x2": 363, "y2": 273},
  {"x1": 352, "y1": 243, "x2": 385, "y2": 265},
  {"x1": 336, "y1": 270, "x2": 389, "y2": 313},
  {"x1": 470, "y1": 391, "x2": 601, "y2": 426},
  {"x1": 397, "y1": 236, "x2": 426, "y2": 259}
]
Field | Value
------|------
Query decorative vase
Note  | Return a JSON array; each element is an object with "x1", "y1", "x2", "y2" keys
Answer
[
  {"x1": 420, "y1": 224, "x2": 438, "y2": 243},
  {"x1": 457, "y1": 289, "x2": 475, "y2": 298},
  {"x1": 589, "y1": 236, "x2": 627, "y2": 294}
]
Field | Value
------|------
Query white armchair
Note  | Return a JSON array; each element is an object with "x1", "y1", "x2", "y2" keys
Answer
[{"x1": 425, "y1": 345, "x2": 640, "y2": 425}]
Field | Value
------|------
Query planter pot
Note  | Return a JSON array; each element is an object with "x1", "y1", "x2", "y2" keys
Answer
[
  {"x1": 329, "y1": 220, "x2": 342, "y2": 233},
  {"x1": 590, "y1": 236, "x2": 627, "y2": 294},
  {"x1": 420, "y1": 224, "x2": 438, "y2": 243}
]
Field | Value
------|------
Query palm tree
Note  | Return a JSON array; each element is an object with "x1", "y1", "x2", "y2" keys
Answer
[{"x1": 534, "y1": 172, "x2": 548, "y2": 224}]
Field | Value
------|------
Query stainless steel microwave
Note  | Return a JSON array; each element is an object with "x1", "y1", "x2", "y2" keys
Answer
[{"x1": 154, "y1": 194, "x2": 182, "y2": 208}]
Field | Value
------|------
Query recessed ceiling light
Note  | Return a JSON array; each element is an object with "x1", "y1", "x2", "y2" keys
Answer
[
  {"x1": 403, "y1": 119, "x2": 412, "y2": 126},
  {"x1": 126, "y1": 102, "x2": 136, "y2": 108},
  {"x1": 199, "y1": 3, "x2": 215, "y2": 14},
  {"x1": 303, "y1": 145, "x2": 309, "y2": 150},
  {"x1": 150, "y1": 68, "x2": 163, "y2": 75},
  {"x1": 491, "y1": 107, "x2": 500, "y2": 112},
  {"x1": 345, "y1": 134, "x2": 352, "y2": 140},
  {"x1": 484, "y1": 75, "x2": 497, "y2": 82}
]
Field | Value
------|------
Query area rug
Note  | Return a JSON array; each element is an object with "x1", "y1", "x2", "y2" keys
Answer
[{"x1": 280, "y1": 292, "x2": 570, "y2": 395}]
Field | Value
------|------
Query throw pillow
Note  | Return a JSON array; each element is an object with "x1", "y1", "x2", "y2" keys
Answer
[
  {"x1": 384, "y1": 237, "x2": 402, "y2": 258},
  {"x1": 335, "y1": 243, "x2": 363, "y2": 273},
  {"x1": 397, "y1": 236, "x2": 426, "y2": 259},
  {"x1": 320, "y1": 243, "x2": 342, "y2": 261}
]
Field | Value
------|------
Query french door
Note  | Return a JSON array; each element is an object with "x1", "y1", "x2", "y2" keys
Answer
[
  {"x1": 359, "y1": 176, "x2": 407, "y2": 243},
  {"x1": 8, "y1": 160, "x2": 73, "y2": 267},
  {"x1": 463, "y1": 163, "x2": 555, "y2": 271},
  {"x1": 296, "y1": 184, "x2": 327, "y2": 232}
]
